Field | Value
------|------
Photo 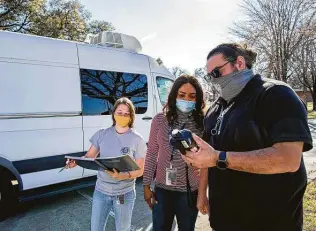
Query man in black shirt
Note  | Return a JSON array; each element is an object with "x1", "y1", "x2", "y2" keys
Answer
[{"x1": 182, "y1": 43, "x2": 313, "y2": 231}]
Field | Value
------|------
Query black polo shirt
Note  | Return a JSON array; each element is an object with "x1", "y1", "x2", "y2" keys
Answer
[{"x1": 204, "y1": 75, "x2": 313, "y2": 231}]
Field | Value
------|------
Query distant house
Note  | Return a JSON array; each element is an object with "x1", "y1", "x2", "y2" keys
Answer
[{"x1": 293, "y1": 89, "x2": 313, "y2": 103}]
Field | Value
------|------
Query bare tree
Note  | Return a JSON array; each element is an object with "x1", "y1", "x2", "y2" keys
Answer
[
  {"x1": 230, "y1": 0, "x2": 316, "y2": 83},
  {"x1": 170, "y1": 66, "x2": 190, "y2": 78},
  {"x1": 293, "y1": 39, "x2": 316, "y2": 108},
  {"x1": 193, "y1": 67, "x2": 219, "y2": 103},
  {"x1": 193, "y1": 67, "x2": 206, "y2": 79}
]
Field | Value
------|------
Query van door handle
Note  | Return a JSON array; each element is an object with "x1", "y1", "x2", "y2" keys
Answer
[{"x1": 142, "y1": 116, "x2": 153, "y2": 120}]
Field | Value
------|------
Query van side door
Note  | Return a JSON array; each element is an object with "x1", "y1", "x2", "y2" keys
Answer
[{"x1": 77, "y1": 45, "x2": 155, "y2": 177}]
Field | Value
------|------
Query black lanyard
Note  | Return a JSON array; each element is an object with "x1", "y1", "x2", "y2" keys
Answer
[{"x1": 166, "y1": 117, "x2": 196, "y2": 207}]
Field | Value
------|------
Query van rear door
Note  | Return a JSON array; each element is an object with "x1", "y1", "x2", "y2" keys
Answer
[{"x1": 0, "y1": 32, "x2": 84, "y2": 190}]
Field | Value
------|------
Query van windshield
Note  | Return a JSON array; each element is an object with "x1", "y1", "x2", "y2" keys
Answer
[{"x1": 156, "y1": 77, "x2": 174, "y2": 106}]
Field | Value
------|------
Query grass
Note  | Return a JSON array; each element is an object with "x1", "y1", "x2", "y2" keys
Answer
[
  {"x1": 307, "y1": 102, "x2": 313, "y2": 111},
  {"x1": 307, "y1": 102, "x2": 316, "y2": 119},
  {"x1": 304, "y1": 180, "x2": 316, "y2": 231},
  {"x1": 308, "y1": 111, "x2": 316, "y2": 119}
]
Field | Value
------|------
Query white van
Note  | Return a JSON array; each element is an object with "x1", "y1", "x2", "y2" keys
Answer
[{"x1": 0, "y1": 31, "x2": 175, "y2": 215}]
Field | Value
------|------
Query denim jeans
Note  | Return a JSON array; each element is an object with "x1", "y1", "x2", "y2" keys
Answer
[
  {"x1": 152, "y1": 187, "x2": 198, "y2": 231},
  {"x1": 91, "y1": 189, "x2": 136, "y2": 231}
]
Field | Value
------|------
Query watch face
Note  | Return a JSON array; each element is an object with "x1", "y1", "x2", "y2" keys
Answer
[{"x1": 217, "y1": 160, "x2": 227, "y2": 170}]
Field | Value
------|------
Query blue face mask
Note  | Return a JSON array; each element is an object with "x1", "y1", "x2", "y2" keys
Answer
[{"x1": 176, "y1": 99, "x2": 196, "y2": 113}]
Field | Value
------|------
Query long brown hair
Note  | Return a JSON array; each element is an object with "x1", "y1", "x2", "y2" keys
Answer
[
  {"x1": 112, "y1": 97, "x2": 136, "y2": 128},
  {"x1": 163, "y1": 75, "x2": 205, "y2": 129}
]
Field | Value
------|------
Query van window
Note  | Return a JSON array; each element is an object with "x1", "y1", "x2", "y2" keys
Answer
[
  {"x1": 156, "y1": 77, "x2": 174, "y2": 106},
  {"x1": 80, "y1": 69, "x2": 148, "y2": 115}
]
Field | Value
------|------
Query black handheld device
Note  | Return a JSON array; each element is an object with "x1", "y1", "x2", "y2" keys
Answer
[{"x1": 169, "y1": 129, "x2": 199, "y2": 155}]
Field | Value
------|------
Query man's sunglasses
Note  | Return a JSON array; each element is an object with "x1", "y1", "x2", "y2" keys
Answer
[
  {"x1": 204, "y1": 56, "x2": 237, "y2": 81},
  {"x1": 204, "y1": 61, "x2": 231, "y2": 82}
]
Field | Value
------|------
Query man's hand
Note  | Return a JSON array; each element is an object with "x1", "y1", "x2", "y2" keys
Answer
[
  {"x1": 182, "y1": 134, "x2": 219, "y2": 169},
  {"x1": 143, "y1": 185, "x2": 157, "y2": 210},
  {"x1": 197, "y1": 191, "x2": 210, "y2": 215}
]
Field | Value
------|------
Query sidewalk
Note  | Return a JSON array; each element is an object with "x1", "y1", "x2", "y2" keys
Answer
[
  {"x1": 306, "y1": 119, "x2": 316, "y2": 182},
  {"x1": 305, "y1": 148, "x2": 316, "y2": 182}
]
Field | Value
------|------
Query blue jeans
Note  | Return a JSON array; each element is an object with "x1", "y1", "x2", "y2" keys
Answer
[
  {"x1": 152, "y1": 187, "x2": 198, "y2": 231},
  {"x1": 91, "y1": 189, "x2": 136, "y2": 231}
]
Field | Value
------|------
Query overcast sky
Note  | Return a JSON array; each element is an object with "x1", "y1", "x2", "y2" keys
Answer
[{"x1": 81, "y1": 0, "x2": 244, "y2": 72}]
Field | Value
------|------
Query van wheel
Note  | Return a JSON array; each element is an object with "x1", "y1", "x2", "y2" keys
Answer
[{"x1": 0, "y1": 170, "x2": 18, "y2": 221}]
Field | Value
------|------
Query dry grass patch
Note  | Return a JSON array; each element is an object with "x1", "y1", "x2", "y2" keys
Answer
[{"x1": 304, "y1": 180, "x2": 316, "y2": 231}]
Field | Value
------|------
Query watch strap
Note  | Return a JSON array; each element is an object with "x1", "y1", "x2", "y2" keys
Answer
[
  {"x1": 217, "y1": 151, "x2": 228, "y2": 170},
  {"x1": 219, "y1": 151, "x2": 227, "y2": 161}
]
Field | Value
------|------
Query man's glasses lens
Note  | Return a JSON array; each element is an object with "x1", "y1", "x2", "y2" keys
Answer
[
  {"x1": 204, "y1": 68, "x2": 221, "y2": 82},
  {"x1": 205, "y1": 60, "x2": 232, "y2": 81},
  {"x1": 210, "y1": 68, "x2": 221, "y2": 78}
]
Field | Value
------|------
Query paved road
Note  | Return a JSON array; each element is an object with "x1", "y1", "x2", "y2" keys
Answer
[
  {"x1": 0, "y1": 179, "x2": 209, "y2": 231},
  {"x1": 1, "y1": 122, "x2": 316, "y2": 231},
  {"x1": 0, "y1": 179, "x2": 152, "y2": 231}
]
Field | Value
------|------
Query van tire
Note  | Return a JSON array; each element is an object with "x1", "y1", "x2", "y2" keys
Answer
[{"x1": 0, "y1": 169, "x2": 18, "y2": 221}]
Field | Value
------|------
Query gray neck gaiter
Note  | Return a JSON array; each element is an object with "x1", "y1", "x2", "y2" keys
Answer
[{"x1": 210, "y1": 69, "x2": 254, "y2": 102}]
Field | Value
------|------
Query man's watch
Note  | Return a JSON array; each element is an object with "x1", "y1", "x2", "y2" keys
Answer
[{"x1": 216, "y1": 151, "x2": 228, "y2": 170}]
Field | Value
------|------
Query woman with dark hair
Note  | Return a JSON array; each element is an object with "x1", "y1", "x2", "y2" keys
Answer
[
  {"x1": 67, "y1": 97, "x2": 147, "y2": 231},
  {"x1": 143, "y1": 75, "x2": 205, "y2": 231}
]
